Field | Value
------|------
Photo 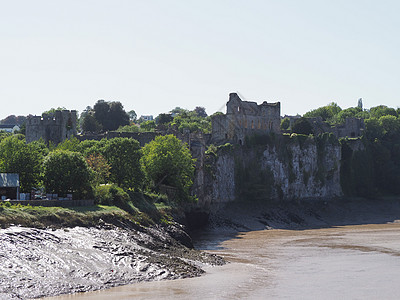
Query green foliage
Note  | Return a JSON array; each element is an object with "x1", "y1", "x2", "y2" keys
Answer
[
  {"x1": 42, "y1": 107, "x2": 66, "y2": 116},
  {"x1": 93, "y1": 100, "x2": 130, "y2": 131},
  {"x1": 171, "y1": 110, "x2": 211, "y2": 133},
  {"x1": 235, "y1": 156, "x2": 274, "y2": 201},
  {"x1": 333, "y1": 107, "x2": 363, "y2": 124},
  {"x1": 141, "y1": 135, "x2": 195, "y2": 201},
  {"x1": 94, "y1": 184, "x2": 130, "y2": 206},
  {"x1": 340, "y1": 139, "x2": 375, "y2": 197},
  {"x1": 140, "y1": 120, "x2": 156, "y2": 132},
  {"x1": 156, "y1": 113, "x2": 173, "y2": 125},
  {"x1": 102, "y1": 138, "x2": 144, "y2": 190},
  {"x1": 86, "y1": 154, "x2": 111, "y2": 186},
  {"x1": 369, "y1": 105, "x2": 398, "y2": 119},
  {"x1": 56, "y1": 137, "x2": 81, "y2": 152},
  {"x1": 116, "y1": 124, "x2": 140, "y2": 133},
  {"x1": 127, "y1": 110, "x2": 137, "y2": 121},
  {"x1": 43, "y1": 150, "x2": 92, "y2": 199},
  {"x1": 0, "y1": 136, "x2": 43, "y2": 192},
  {"x1": 292, "y1": 117, "x2": 314, "y2": 135},
  {"x1": 81, "y1": 114, "x2": 102, "y2": 133},
  {"x1": 303, "y1": 102, "x2": 342, "y2": 124},
  {"x1": 281, "y1": 117, "x2": 290, "y2": 130}
]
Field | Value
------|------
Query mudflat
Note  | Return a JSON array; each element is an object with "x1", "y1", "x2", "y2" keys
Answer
[{"x1": 43, "y1": 197, "x2": 400, "y2": 300}]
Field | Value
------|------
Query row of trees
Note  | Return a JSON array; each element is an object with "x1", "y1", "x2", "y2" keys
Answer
[{"x1": 0, "y1": 133, "x2": 195, "y2": 201}]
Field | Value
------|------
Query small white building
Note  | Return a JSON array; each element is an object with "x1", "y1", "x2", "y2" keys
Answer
[
  {"x1": 140, "y1": 115, "x2": 154, "y2": 122},
  {"x1": 0, "y1": 124, "x2": 20, "y2": 134}
]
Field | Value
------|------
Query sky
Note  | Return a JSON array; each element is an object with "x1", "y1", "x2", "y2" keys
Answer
[{"x1": 1, "y1": 0, "x2": 399, "y2": 120}]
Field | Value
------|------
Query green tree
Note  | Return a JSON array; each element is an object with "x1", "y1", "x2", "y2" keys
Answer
[
  {"x1": 292, "y1": 117, "x2": 313, "y2": 135},
  {"x1": 93, "y1": 100, "x2": 129, "y2": 131},
  {"x1": 43, "y1": 150, "x2": 92, "y2": 198},
  {"x1": 280, "y1": 118, "x2": 290, "y2": 130},
  {"x1": 128, "y1": 110, "x2": 137, "y2": 121},
  {"x1": 116, "y1": 124, "x2": 140, "y2": 132},
  {"x1": 156, "y1": 113, "x2": 173, "y2": 125},
  {"x1": 379, "y1": 115, "x2": 400, "y2": 136},
  {"x1": 102, "y1": 138, "x2": 144, "y2": 189},
  {"x1": 304, "y1": 102, "x2": 342, "y2": 124},
  {"x1": 141, "y1": 135, "x2": 195, "y2": 200},
  {"x1": 56, "y1": 137, "x2": 81, "y2": 152},
  {"x1": 0, "y1": 136, "x2": 43, "y2": 192},
  {"x1": 194, "y1": 106, "x2": 208, "y2": 118},
  {"x1": 333, "y1": 107, "x2": 363, "y2": 124},
  {"x1": 86, "y1": 153, "x2": 111, "y2": 186},
  {"x1": 140, "y1": 120, "x2": 156, "y2": 131},
  {"x1": 81, "y1": 114, "x2": 102, "y2": 133},
  {"x1": 42, "y1": 107, "x2": 67, "y2": 116},
  {"x1": 370, "y1": 105, "x2": 398, "y2": 119}
]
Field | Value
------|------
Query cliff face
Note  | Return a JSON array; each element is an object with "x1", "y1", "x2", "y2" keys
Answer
[{"x1": 195, "y1": 134, "x2": 342, "y2": 207}]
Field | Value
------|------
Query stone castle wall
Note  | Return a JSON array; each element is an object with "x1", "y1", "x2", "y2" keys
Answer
[
  {"x1": 26, "y1": 110, "x2": 77, "y2": 144},
  {"x1": 212, "y1": 93, "x2": 281, "y2": 145}
]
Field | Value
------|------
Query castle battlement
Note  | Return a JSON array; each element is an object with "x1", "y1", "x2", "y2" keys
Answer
[
  {"x1": 212, "y1": 93, "x2": 281, "y2": 145},
  {"x1": 26, "y1": 110, "x2": 77, "y2": 144}
]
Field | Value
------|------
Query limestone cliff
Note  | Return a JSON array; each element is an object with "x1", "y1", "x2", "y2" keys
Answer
[{"x1": 194, "y1": 134, "x2": 342, "y2": 207}]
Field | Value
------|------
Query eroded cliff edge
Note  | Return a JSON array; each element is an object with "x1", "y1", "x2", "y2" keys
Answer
[{"x1": 194, "y1": 134, "x2": 343, "y2": 207}]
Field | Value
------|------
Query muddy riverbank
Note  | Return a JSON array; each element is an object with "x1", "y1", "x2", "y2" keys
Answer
[
  {"x1": 1, "y1": 197, "x2": 400, "y2": 299},
  {"x1": 0, "y1": 220, "x2": 223, "y2": 300},
  {"x1": 45, "y1": 197, "x2": 400, "y2": 300}
]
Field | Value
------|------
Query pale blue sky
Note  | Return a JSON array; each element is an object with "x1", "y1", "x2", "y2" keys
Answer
[{"x1": 1, "y1": 0, "x2": 399, "y2": 120}]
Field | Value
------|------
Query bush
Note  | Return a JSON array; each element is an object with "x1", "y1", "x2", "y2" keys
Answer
[{"x1": 94, "y1": 184, "x2": 129, "y2": 206}]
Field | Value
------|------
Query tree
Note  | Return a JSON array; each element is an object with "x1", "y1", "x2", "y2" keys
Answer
[
  {"x1": 171, "y1": 110, "x2": 211, "y2": 133},
  {"x1": 43, "y1": 150, "x2": 92, "y2": 198},
  {"x1": 334, "y1": 107, "x2": 363, "y2": 124},
  {"x1": 156, "y1": 113, "x2": 173, "y2": 125},
  {"x1": 128, "y1": 110, "x2": 137, "y2": 121},
  {"x1": 0, "y1": 136, "x2": 43, "y2": 192},
  {"x1": 42, "y1": 107, "x2": 67, "y2": 116},
  {"x1": 304, "y1": 102, "x2": 342, "y2": 124},
  {"x1": 56, "y1": 137, "x2": 81, "y2": 152},
  {"x1": 101, "y1": 138, "x2": 144, "y2": 189},
  {"x1": 291, "y1": 117, "x2": 314, "y2": 135},
  {"x1": 369, "y1": 105, "x2": 398, "y2": 119},
  {"x1": 140, "y1": 120, "x2": 156, "y2": 131},
  {"x1": 194, "y1": 106, "x2": 207, "y2": 118},
  {"x1": 280, "y1": 118, "x2": 290, "y2": 130},
  {"x1": 357, "y1": 98, "x2": 363, "y2": 110},
  {"x1": 86, "y1": 153, "x2": 111, "y2": 186},
  {"x1": 93, "y1": 100, "x2": 130, "y2": 131},
  {"x1": 81, "y1": 114, "x2": 102, "y2": 133},
  {"x1": 141, "y1": 135, "x2": 195, "y2": 200}
]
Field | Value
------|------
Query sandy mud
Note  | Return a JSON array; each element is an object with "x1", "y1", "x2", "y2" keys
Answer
[{"x1": 0, "y1": 221, "x2": 223, "y2": 299}]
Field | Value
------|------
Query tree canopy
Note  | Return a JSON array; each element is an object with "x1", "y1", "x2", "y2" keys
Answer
[
  {"x1": 141, "y1": 135, "x2": 195, "y2": 200},
  {"x1": 93, "y1": 100, "x2": 130, "y2": 131},
  {"x1": 0, "y1": 136, "x2": 43, "y2": 192},
  {"x1": 42, "y1": 150, "x2": 92, "y2": 198}
]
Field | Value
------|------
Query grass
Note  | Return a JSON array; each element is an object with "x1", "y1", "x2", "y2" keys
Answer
[
  {"x1": 0, "y1": 193, "x2": 180, "y2": 229},
  {"x1": 0, "y1": 203, "x2": 133, "y2": 229}
]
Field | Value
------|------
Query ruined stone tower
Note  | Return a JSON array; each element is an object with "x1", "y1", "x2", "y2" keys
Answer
[
  {"x1": 211, "y1": 93, "x2": 281, "y2": 145},
  {"x1": 26, "y1": 110, "x2": 77, "y2": 144}
]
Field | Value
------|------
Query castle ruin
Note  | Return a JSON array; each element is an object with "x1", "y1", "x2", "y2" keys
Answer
[
  {"x1": 211, "y1": 93, "x2": 281, "y2": 145},
  {"x1": 26, "y1": 110, "x2": 77, "y2": 144}
]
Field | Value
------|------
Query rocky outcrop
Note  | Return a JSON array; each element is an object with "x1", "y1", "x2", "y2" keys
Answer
[{"x1": 195, "y1": 134, "x2": 343, "y2": 206}]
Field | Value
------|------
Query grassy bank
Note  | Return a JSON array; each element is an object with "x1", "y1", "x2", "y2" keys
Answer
[{"x1": 0, "y1": 194, "x2": 182, "y2": 229}]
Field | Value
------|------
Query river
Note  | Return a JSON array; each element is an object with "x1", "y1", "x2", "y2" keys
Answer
[{"x1": 45, "y1": 222, "x2": 400, "y2": 300}]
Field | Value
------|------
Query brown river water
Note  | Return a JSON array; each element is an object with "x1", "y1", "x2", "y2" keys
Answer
[{"x1": 46, "y1": 222, "x2": 400, "y2": 300}]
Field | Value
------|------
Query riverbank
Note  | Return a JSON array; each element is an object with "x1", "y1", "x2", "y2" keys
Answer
[
  {"x1": 0, "y1": 222, "x2": 223, "y2": 299},
  {"x1": 44, "y1": 198, "x2": 400, "y2": 300},
  {"x1": 204, "y1": 197, "x2": 400, "y2": 233},
  {"x1": 1, "y1": 197, "x2": 400, "y2": 299}
]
